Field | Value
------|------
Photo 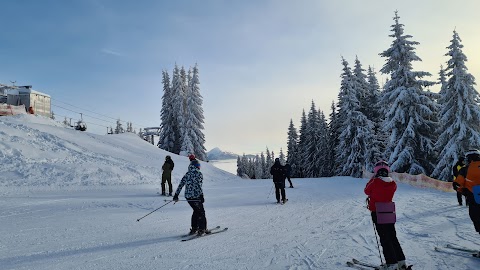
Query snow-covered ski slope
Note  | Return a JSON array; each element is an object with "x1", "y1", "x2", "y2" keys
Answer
[{"x1": 0, "y1": 115, "x2": 478, "y2": 270}]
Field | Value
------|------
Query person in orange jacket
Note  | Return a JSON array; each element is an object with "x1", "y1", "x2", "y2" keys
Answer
[
  {"x1": 454, "y1": 149, "x2": 480, "y2": 234},
  {"x1": 365, "y1": 161, "x2": 407, "y2": 270}
]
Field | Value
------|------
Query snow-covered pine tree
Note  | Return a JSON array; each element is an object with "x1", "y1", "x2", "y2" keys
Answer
[
  {"x1": 279, "y1": 148, "x2": 286, "y2": 165},
  {"x1": 170, "y1": 65, "x2": 186, "y2": 154},
  {"x1": 188, "y1": 64, "x2": 206, "y2": 160},
  {"x1": 335, "y1": 58, "x2": 374, "y2": 177},
  {"x1": 286, "y1": 119, "x2": 300, "y2": 177},
  {"x1": 115, "y1": 119, "x2": 124, "y2": 134},
  {"x1": 318, "y1": 110, "x2": 330, "y2": 177},
  {"x1": 379, "y1": 11, "x2": 438, "y2": 175},
  {"x1": 158, "y1": 70, "x2": 176, "y2": 152},
  {"x1": 438, "y1": 65, "x2": 447, "y2": 97},
  {"x1": 432, "y1": 30, "x2": 480, "y2": 180},
  {"x1": 353, "y1": 56, "x2": 370, "y2": 115},
  {"x1": 366, "y1": 66, "x2": 385, "y2": 169},
  {"x1": 297, "y1": 110, "x2": 308, "y2": 178},
  {"x1": 260, "y1": 152, "x2": 267, "y2": 178},
  {"x1": 325, "y1": 101, "x2": 337, "y2": 176},
  {"x1": 241, "y1": 154, "x2": 250, "y2": 178},
  {"x1": 254, "y1": 154, "x2": 263, "y2": 179},
  {"x1": 180, "y1": 68, "x2": 195, "y2": 157},
  {"x1": 236, "y1": 156, "x2": 243, "y2": 177},
  {"x1": 304, "y1": 101, "x2": 322, "y2": 177},
  {"x1": 265, "y1": 147, "x2": 273, "y2": 177}
]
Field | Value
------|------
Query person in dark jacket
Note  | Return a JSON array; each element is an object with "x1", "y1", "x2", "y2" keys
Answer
[
  {"x1": 452, "y1": 156, "x2": 467, "y2": 206},
  {"x1": 455, "y1": 150, "x2": 480, "y2": 235},
  {"x1": 161, "y1": 155, "x2": 174, "y2": 196},
  {"x1": 364, "y1": 161, "x2": 407, "y2": 270},
  {"x1": 173, "y1": 159, "x2": 209, "y2": 236},
  {"x1": 270, "y1": 158, "x2": 287, "y2": 204},
  {"x1": 285, "y1": 162, "x2": 294, "y2": 188}
]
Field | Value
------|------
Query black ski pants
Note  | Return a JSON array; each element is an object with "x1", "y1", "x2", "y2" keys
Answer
[
  {"x1": 188, "y1": 199, "x2": 207, "y2": 230},
  {"x1": 371, "y1": 212, "x2": 406, "y2": 265},
  {"x1": 274, "y1": 181, "x2": 286, "y2": 202},
  {"x1": 161, "y1": 174, "x2": 172, "y2": 194},
  {"x1": 466, "y1": 194, "x2": 480, "y2": 233}
]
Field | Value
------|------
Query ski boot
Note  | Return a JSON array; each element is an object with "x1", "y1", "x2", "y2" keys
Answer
[
  {"x1": 188, "y1": 228, "x2": 198, "y2": 236},
  {"x1": 196, "y1": 229, "x2": 211, "y2": 236}
]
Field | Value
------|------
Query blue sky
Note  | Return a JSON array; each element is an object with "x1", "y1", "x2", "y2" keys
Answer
[{"x1": 1, "y1": 0, "x2": 480, "y2": 155}]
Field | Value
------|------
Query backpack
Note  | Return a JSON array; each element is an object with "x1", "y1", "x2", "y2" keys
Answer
[{"x1": 375, "y1": 202, "x2": 396, "y2": 224}]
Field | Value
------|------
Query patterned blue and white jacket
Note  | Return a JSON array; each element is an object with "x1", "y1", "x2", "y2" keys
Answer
[{"x1": 174, "y1": 164, "x2": 204, "y2": 199}]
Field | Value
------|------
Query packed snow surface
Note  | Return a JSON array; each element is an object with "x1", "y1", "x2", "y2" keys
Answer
[{"x1": 0, "y1": 115, "x2": 479, "y2": 270}]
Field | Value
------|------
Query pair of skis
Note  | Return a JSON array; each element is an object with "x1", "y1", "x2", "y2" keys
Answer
[
  {"x1": 181, "y1": 226, "x2": 228, "y2": 242},
  {"x1": 435, "y1": 243, "x2": 480, "y2": 258},
  {"x1": 347, "y1": 258, "x2": 412, "y2": 269}
]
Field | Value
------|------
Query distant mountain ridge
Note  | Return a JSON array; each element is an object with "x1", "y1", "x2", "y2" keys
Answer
[{"x1": 207, "y1": 147, "x2": 238, "y2": 160}]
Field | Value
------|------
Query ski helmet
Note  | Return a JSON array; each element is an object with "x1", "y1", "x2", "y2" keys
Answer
[
  {"x1": 465, "y1": 149, "x2": 480, "y2": 163},
  {"x1": 191, "y1": 159, "x2": 200, "y2": 169},
  {"x1": 188, "y1": 154, "x2": 196, "y2": 161},
  {"x1": 373, "y1": 160, "x2": 390, "y2": 175}
]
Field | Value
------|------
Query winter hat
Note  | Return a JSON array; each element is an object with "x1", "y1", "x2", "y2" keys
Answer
[
  {"x1": 191, "y1": 159, "x2": 200, "y2": 169},
  {"x1": 188, "y1": 154, "x2": 196, "y2": 161},
  {"x1": 465, "y1": 149, "x2": 480, "y2": 163},
  {"x1": 373, "y1": 160, "x2": 390, "y2": 175},
  {"x1": 166, "y1": 155, "x2": 171, "y2": 160}
]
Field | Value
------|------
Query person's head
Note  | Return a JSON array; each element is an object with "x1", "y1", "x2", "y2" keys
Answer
[
  {"x1": 373, "y1": 160, "x2": 390, "y2": 177},
  {"x1": 274, "y1": 158, "x2": 280, "y2": 165},
  {"x1": 458, "y1": 156, "x2": 465, "y2": 164},
  {"x1": 190, "y1": 159, "x2": 201, "y2": 170},
  {"x1": 166, "y1": 155, "x2": 171, "y2": 160},
  {"x1": 465, "y1": 149, "x2": 480, "y2": 164},
  {"x1": 188, "y1": 154, "x2": 196, "y2": 161}
]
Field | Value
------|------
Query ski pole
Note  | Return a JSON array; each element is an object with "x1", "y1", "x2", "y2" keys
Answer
[
  {"x1": 371, "y1": 217, "x2": 384, "y2": 266},
  {"x1": 136, "y1": 200, "x2": 173, "y2": 222},
  {"x1": 163, "y1": 199, "x2": 201, "y2": 202}
]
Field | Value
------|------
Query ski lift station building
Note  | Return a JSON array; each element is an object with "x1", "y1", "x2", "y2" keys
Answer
[{"x1": 1, "y1": 86, "x2": 51, "y2": 118}]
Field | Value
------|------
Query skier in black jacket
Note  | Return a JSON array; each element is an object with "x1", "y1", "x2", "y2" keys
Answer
[
  {"x1": 452, "y1": 156, "x2": 467, "y2": 206},
  {"x1": 270, "y1": 158, "x2": 287, "y2": 204}
]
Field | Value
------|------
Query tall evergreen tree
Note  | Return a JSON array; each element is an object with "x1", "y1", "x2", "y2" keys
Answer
[
  {"x1": 317, "y1": 109, "x2": 330, "y2": 177},
  {"x1": 279, "y1": 149, "x2": 286, "y2": 165},
  {"x1": 353, "y1": 56, "x2": 370, "y2": 116},
  {"x1": 297, "y1": 110, "x2": 308, "y2": 178},
  {"x1": 379, "y1": 11, "x2": 437, "y2": 175},
  {"x1": 170, "y1": 64, "x2": 185, "y2": 154},
  {"x1": 335, "y1": 58, "x2": 374, "y2": 177},
  {"x1": 366, "y1": 66, "x2": 385, "y2": 169},
  {"x1": 286, "y1": 119, "x2": 300, "y2": 177},
  {"x1": 432, "y1": 30, "x2": 480, "y2": 180},
  {"x1": 304, "y1": 101, "x2": 322, "y2": 177},
  {"x1": 180, "y1": 64, "x2": 206, "y2": 160},
  {"x1": 325, "y1": 101, "x2": 338, "y2": 176}
]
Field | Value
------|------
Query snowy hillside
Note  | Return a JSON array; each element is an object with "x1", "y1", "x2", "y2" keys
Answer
[{"x1": 1, "y1": 115, "x2": 479, "y2": 270}]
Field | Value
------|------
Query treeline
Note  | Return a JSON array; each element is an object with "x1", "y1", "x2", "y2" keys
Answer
[{"x1": 239, "y1": 11, "x2": 480, "y2": 181}]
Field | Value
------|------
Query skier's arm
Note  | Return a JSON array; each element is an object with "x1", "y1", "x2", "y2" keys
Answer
[
  {"x1": 174, "y1": 175, "x2": 187, "y2": 198},
  {"x1": 364, "y1": 178, "x2": 375, "y2": 196}
]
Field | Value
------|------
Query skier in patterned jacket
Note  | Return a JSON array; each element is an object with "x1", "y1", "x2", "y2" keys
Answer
[{"x1": 173, "y1": 159, "x2": 209, "y2": 236}]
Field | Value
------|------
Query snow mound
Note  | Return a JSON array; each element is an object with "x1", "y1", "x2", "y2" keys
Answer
[{"x1": 0, "y1": 115, "x2": 237, "y2": 187}]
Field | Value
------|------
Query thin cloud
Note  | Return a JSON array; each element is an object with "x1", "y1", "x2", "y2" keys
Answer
[{"x1": 101, "y1": 49, "x2": 123, "y2": 57}]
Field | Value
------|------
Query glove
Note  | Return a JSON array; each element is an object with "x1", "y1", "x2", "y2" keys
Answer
[
  {"x1": 173, "y1": 194, "x2": 179, "y2": 202},
  {"x1": 452, "y1": 182, "x2": 460, "y2": 191},
  {"x1": 200, "y1": 195, "x2": 204, "y2": 203}
]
